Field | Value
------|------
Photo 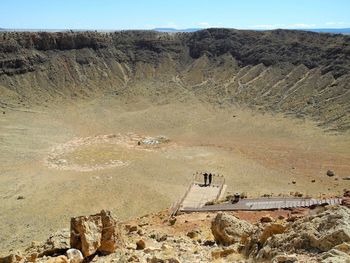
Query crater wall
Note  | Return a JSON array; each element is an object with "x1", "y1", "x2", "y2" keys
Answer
[{"x1": 0, "y1": 29, "x2": 349, "y2": 130}]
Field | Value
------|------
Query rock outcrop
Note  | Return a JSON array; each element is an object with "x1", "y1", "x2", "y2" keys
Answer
[
  {"x1": 259, "y1": 223, "x2": 286, "y2": 245},
  {"x1": 23, "y1": 229, "x2": 70, "y2": 260},
  {"x1": 211, "y1": 212, "x2": 256, "y2": 245},
  {"x1": 2, "y1": 206, "x2": 350, "y2": 263},
  {"x1": 246, "y1": 206, "x2": 350, "y2": 261},
  {"x1": 0, "y1": 254, "x2": 24, "y2": 263},
  {"x1": 320, "y1": 248, "x2": 350, "y2": 263},
  {"x1": 70, "y1": 210, "x2": 123, "y2": 257}
]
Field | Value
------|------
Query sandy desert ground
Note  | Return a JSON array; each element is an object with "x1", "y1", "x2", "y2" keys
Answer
[{"x1": 1, "y1": 95, "x2": 349, "y2": 253}]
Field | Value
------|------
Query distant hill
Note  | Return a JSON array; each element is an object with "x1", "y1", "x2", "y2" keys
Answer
[
  {"x1": 153, "y1": 28, "x2": 200, "y2": 32},
  {"x1": 153, "y1": 27, "x2": 350, "y2": 34},
  {"x1": 305, "y1": 28, "x2": 350, "y2": 34},
  {"x1": 1, "y1": 27, "x2": 349, "y2": 34}
]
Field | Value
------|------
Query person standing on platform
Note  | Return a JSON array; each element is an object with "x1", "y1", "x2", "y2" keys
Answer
[{"x1": 203, "y1": 173, "x2": 208, "y2": 186}]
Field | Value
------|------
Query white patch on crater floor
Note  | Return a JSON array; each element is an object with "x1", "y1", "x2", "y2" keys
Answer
[{"x1": 45, "y1": 133, "x2": 171, "y2": 172}]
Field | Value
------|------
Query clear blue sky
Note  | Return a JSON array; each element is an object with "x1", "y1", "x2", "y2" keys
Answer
[{"x1": 1, "y1": 0, "x2": 349, "y2": 30}]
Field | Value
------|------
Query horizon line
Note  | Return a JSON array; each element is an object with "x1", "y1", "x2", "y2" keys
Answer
[{"x1": 1, "y1": 27, "x2": 350, "y2": 31}]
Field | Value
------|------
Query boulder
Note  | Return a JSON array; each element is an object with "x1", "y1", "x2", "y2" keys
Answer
[
  {"x1": 70, "y1": 210, "x2": 123, "y2": 257},
  {"x1": 256, "y1": 245, "x2": 272, "y2": 260},
  {"x1": 211, "y1": 212, "x2": 256, "y2": 245},
  {"x1": 66, "y1": 249, "x2": 83, "y2": 263},
  {"x1": 26, "y1": 252, "x2": 38, "y2": 262},
  {"x1": 99, "y1": 210, "x2": 122, "y2": 254},
  {"x1": 186, "y1": 229, "x2": 201, "y2": 239},
  {"x1": 320, "y1": 248, "x2": 350, "y2": 263},
  {"x1": 260, "y1": 215, "x2": 274, "y2": 223},
  {"x1": 70, "y1": 213, "x2": 102, "y2": 257},
  {"x1": 44, "y1": 230, "x2": 70, "y2": 254},
  {"x1": 254, "y1": 206, "x2": 350, "y2": 259},
  {"x1": 259, "y1": 223, "x2": 286, "y2": 245},
  {"x1": 327, "y1": 170, "x2": 335, "y2": 177},
  {"x1": 343, "y1": 197, "x2": 350, "y2": 210},
  {"x1": 0, "y1": 254, "x2": 24, "y2": 263},
  {"x1": 333, "y1": 242, "x2": 350, "y2": 254},
  {"x1": 24, "y1": 229, "x2": 70, "y2": 257},
  {"x1": 136, "y1": 239, "x2": 146, "y2": 250}
]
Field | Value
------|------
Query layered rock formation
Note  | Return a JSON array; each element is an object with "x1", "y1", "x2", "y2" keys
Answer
[{"x1": 0, "y1": 29, "x2": 349, "y2": 130}]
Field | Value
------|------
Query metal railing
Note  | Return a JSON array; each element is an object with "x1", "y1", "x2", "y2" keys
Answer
[
  {"x1": 215, "y1": 177, "x2": 226, "y2": 201},
  {"x1": 169, "y1": 174, "x2": 196, "y2": 216},
  {"x1": 193, "y1": 171, "x2": 225, "y2": 186},
  {"x1": 169, "y1": 172, "x2": 226, "y2": 216}
]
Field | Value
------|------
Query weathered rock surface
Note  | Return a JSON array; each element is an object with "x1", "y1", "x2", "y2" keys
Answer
[
  {"x1": 36, "y1": 255, "x2": 69, "y2": 263},
  {"x1": 0, "y1": 254, "x2": 24, "y2": 263},
  {"x1": 211, "y1": 247, "x2": 236, "y2": 259},
  {"x1": 24, "y1": 229, "x2": 70, "y2": 258},
  {"x1": 70, "y1": 214, "x2": 102, "y2": 257},
  {"x1": 260, "y1": 215, "x2": 274, "y2": 223},
  {"x1": 65, "y1": 249, "x2": 83, "y2": 263},
  {"x1": 136, "y1": 239, "x2": 146, "y2": 250},
  {"x1": 211, "y1": 212, "x2": 256, "y2": 245},
  {"x1": 3, "y1": 206, "x2": 350, "y2": 263},
  {"x1": 327, "y1": 170, "x2": 335, "y2": 177},
  {"x1": 272, "y1": 254, "x2": 298, "y2": 263},
  {"x1": 70, "y1": 210, "x2": 123, "y2": 257},
  {"x1": 320, "y1": 248, "x2": 350, "y2": 263},
  {"x1": 99, "y1": 210, "x2": 123, "y2": 254},
  {"x1": 147, "y1": 257, "x2": 182, "y2": 263},
  {"x1": 248, "y1": 206, "x2": 350, "y2": 261},
  {"x1": 259, "y1": 223, "x2": 286, "y2": 245},
  {"x1": 334, "y1": 242, "x2": 350, "y2": 254}
]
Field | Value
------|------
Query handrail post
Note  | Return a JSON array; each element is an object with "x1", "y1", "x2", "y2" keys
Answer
[{"x1": 170, "y1": 173, "x2": 195, "y2": 216}]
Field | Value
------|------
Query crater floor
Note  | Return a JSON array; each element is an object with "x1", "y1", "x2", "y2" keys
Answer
[{"x1": 0, "y1": 96, "x2": 349, "y2": 253}]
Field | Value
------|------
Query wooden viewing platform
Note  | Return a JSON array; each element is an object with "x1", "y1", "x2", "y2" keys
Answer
[{"x1": 170, "y1": 173, "x2": 226, "y2": 216}]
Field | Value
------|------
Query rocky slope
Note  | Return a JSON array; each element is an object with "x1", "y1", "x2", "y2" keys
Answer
[
  {"x1": 2, "y1": 202, "x2": 350, "y2": 263},
  {"x1": 0, "y1": 29, "x2": 349, "y2": 130}
]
